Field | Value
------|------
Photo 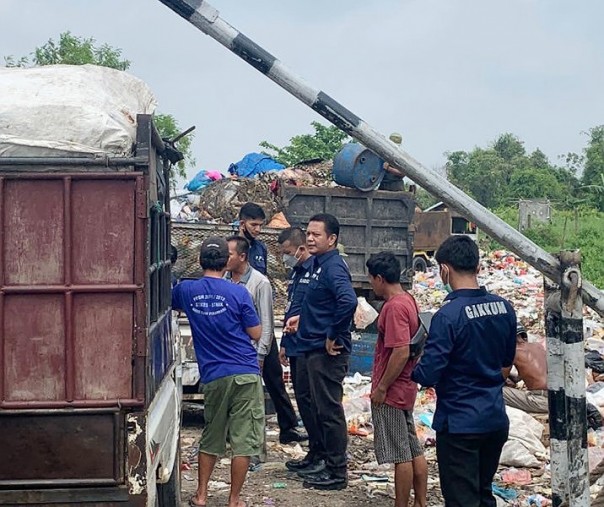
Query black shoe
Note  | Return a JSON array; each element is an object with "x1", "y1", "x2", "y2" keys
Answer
[
  {"x1": 303, "y1": 471, "x2": 347, "y2": 490},
  {"x1": 279, "y1": 428, "x2": 308, "y2": 444},
  {"x1": 285, "y1": 454, "x2": 315, "y2": 471},
  {"x1": 295, "y1": 459, "x2": 326, "y2": 477}
]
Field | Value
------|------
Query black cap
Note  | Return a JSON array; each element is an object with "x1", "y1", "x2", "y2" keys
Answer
[
  {"x1": 200, "y1": 236, "x2": 228, "y2": 259},
  {"x1": 516, "y1": 323, "x2": 528, "y2": 338}
]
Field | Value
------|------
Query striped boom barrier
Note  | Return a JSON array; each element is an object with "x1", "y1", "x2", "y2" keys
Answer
[{"x1": 158, "y1": 0, "x2": 604, "y2": 318}]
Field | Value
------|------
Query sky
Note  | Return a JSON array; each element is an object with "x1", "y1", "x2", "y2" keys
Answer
[{"x1": 1, "y1": 0, "x2": 603, "y2": 187}]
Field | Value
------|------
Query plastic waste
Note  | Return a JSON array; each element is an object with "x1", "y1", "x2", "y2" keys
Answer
[
  {"x1": 491, "y1": 483, "x2": 518, "y2": 500},
  {"x1": 500, "y1": 467, "x2": 532, "y2": 485},
  {"x1": 354, "y1": 297, "x2": 379, "y2": 329}
]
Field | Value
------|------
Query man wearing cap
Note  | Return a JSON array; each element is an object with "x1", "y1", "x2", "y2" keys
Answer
[
  {"x1": 172, "y1": 236, "x2": 263, "y2": 507},
  {"x1": 503, "y1": 324, "x2": 548, "y2": 413}
]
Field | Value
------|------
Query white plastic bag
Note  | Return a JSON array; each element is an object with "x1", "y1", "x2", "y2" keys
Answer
[
  {"x1": 0, "y1": 64, "x2": 156, "y2": 157},
  {"x1": 499, "y1": 406, "x2": 546, "y2": 467},
  {"x1": 354, "y1": 297, "x2": 379, "y2": 330}
]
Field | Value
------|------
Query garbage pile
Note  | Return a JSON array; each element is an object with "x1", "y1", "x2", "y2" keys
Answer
[
  {"x1": 340, "y1": 253, "x2": 604, "y2": 506},
  {"x1": 172, "y1": 159, "x2": 337, "y2": 224}
]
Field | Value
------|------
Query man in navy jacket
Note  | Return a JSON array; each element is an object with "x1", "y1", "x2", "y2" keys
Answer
[
  {"x1": 412, "y1": 235, "x2": 516, "y2": 507},
  {"x1": 286, "y1": 213, "x2": 357, "y2": 490}
]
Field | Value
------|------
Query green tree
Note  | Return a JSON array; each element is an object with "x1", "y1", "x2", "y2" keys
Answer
[
  {"x1": 582, "y1": 126, "x2": 604, "y2": 210},
  {"x1": 260, "y1": 121, "x2": 350, "y2": 166},
  {"x1": 4, "y1": 32, "x2": 193, "y2": 182}
]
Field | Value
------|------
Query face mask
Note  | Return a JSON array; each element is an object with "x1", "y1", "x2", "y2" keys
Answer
[
  {"x1": 242, "y1": 226, "x2": 255, "y2": 242},
  {"x1": 282, "y1": 247, "x2": 301, "y2": 269},
  {"x1": 282, "y1": 254, "x2": 298, "y2": 269}
]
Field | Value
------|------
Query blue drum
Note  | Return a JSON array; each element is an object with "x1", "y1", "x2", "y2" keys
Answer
[{"x1": 332, "y1": 143, "x2": 385, "y2": 191}]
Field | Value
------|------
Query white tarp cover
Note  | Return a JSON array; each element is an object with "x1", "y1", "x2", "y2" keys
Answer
[{"x1": 0, "y1": 64, "x2": 157, "y2": 157}]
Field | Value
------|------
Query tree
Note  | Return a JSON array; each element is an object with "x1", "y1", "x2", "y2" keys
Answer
[
  {"x1": 4, "y1": 32, "x2": 193, "y2": 182},
  {"x1": 260, "y1": 121, "x2": 349, "y2": 166},
  {"x1": 446, "y1": 133, "x2": 580, "y2": 209},
  {"x1": 583, "y1": 126, "x2": 604, "y2": 184}
]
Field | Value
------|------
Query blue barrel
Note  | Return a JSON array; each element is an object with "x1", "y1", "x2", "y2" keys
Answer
[{"x1": 332, "y1": 143, "x2": 385, "y2": 191}]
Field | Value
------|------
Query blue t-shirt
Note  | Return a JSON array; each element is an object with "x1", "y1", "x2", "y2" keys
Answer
[
  {"x1": 282, "y1": 256, "x2": 313, "y2": 357},
  {"x1": 412, "y1": 288, "x2": 516, "y2": 434},
  {"x1": 172, "y1": 277, "x2": 261, "y2": 384},
  {"x1": 298, "y1": 250, "x2": 357, "y2": 354}
]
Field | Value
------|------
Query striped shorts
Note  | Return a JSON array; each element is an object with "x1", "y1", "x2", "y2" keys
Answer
[{"x1": 372, "y1": 403, "x2": 424, "y2": 464}]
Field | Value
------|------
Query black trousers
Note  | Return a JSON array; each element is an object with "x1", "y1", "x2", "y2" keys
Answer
[
  {"x1": 263, "y1": 338, "x2": 298, "y2": 432},
  {"x1": 306, "y1": 351, "x2": 349, "y2": 480},
  {"x1": 436, "y1": 427, "x2": 509, "y2": 507},
  {"x1": 290, "y1": 355, "x2": 321, "y2": 457}
]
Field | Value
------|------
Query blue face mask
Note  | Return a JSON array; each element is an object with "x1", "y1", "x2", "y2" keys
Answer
[{"x1": 443, "y1": 283, "x2": 453, "y2": 294}]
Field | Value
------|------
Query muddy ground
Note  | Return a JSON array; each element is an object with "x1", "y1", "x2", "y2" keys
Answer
[{"x1": 178, "y1": 407, "x2": 444, "y2": 507}]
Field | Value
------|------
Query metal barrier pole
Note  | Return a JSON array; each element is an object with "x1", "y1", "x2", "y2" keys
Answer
[
  {"x1": 157, "y1": 0, "x2": 604, "y2": 317},
  {"x1": 545, "y1": 277, "x2": 568, "y2": 507},
  {"x1": 559, "y1": 251, "x2": 589, "y2": 505}
]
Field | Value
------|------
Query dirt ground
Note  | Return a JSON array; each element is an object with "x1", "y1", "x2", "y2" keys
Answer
[{"x1": 178, "y1": 408, "x2": 444, "y2": 507}]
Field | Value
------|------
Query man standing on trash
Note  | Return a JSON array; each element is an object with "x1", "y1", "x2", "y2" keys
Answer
[
  {"x1": 172, "y1": 236, "x2": 263, "y2": 507},
  {"x1": 503, "y1": 324, "x2": 548, "y2": 413},
  {"x1": 238, "y1": 202, "x2": 268, "y2": 275},
  {"x1": 225, "y1": 235, "x2": 307, "y2": 446},
  {"x1": 277, "y1": 227, "x2": 322, "y2": 474},
  {"x1": 367, "y1": 251, "x2": 428, "y2": 507},
  {"x1": 286, "y1": 213, "x2": 357, "y2": 490},
  {"x1": 412, "y1": 235, "x2": 516, "y2": 507}
]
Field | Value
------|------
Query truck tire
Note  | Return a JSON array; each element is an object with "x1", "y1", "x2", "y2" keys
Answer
[
  {"x1": 157, "y1": 448, "x2": 181, "y2": 507},
  {"x1": 413, "y1": 256, "x2": 428, "y2": 273}
]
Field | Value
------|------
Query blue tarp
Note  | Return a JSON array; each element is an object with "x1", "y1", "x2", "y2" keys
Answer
[{"x1": 228, "y1": 152, "x2": 285, "y2": 178}]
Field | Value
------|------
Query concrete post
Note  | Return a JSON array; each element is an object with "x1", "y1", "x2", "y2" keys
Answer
[
  {"x1": 559, "y1": 251, "x2": 589, "y2": 506},
  {"x1": 545, "y1": 278, "x2": 567, "y2": 507}
]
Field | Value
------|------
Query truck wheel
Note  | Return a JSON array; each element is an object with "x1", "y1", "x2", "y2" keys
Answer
[
  {"x1": 157, "y1": 448, "x2": 181, "y2": 507},
  {"x1": 413, "y1": 257, "x2": 428, "y2": 273}
]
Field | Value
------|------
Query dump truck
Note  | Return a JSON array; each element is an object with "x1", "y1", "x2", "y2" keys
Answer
[
  {"x1": 172, "y1": 182, "x2": 416, "y2": 394},
  {"x1": 412, "y1": 201, "x2": 478, "y2": 272},
  {"x1": 0, "y1": 114, "x2": 181, "y2": 506}
]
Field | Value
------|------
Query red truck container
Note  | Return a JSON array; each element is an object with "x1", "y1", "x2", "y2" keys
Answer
[{"x1": 0, "y1": 115, "x2": 181, "y2": 506}]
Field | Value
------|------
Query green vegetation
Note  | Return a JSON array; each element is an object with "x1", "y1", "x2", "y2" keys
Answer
[
  {"x1": 260, "y1": 121, "x2": 350, "y2": 166},
  {"x1": 4, "y1": 32, "x2": 194, "y2": 184},
  {"x1": 484, "y1": 206, "x2": 604, "y2": 289}
]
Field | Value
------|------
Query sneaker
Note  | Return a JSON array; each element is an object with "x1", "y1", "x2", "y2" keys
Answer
[
  {"x1": 285, "y1": 454, "x2": 315, "y2": 472},
  {"x1": 279, "y1": 428, "x2": 309, "y2": 444},
  {"x1": 295, "y1": 459, "x2": 326, "y2": 477},
  {"x1": 303, "y1": 471, "x2": 347, "y2": 490}
]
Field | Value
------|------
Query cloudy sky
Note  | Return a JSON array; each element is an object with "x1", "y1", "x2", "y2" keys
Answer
[{"x1": 2, "y1": 0, "x2": 603, "y2": 187}]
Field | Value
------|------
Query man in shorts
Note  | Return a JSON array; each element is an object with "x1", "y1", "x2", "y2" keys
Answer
[
  {"x1": 172, "y1": 236, "x2": 264, "y2": 507},
  {"x1": 366, "y1": 252, "x2": 428, "y2": 507}
]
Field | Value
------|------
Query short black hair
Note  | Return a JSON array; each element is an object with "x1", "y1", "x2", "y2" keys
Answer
[
  {"x1": 199, "y1": 236, "x2": 229, "y2": 271},
  {"x1": 434, "y1": 235, "x2": 479, "y2": 273},
  {"x1": 366, "y1": 252, "x2": 401, "y2": 284},
  {"x1": 170, "y1": 245, "x2": 178, "y2": 264},
  {"x1": 278, "y1": 227, "x2": 306, "y2": 247},
  {"x1": 308, "y1": 213, "x2": 340, "y2": 241},
  {"x1": 239, "y1": 202, "x2": 266, "y2": 221},
  {"x1": 226, "y1": 235, "x2": 250, "y2": 259}
]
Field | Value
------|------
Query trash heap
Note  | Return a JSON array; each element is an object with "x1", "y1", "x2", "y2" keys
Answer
[
  {"x1": 340, "y1": 252, "x2": 604, "y2": 506},
  {"x1": 171, "y1": 160, "x2": 337, "y2": 224}
]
